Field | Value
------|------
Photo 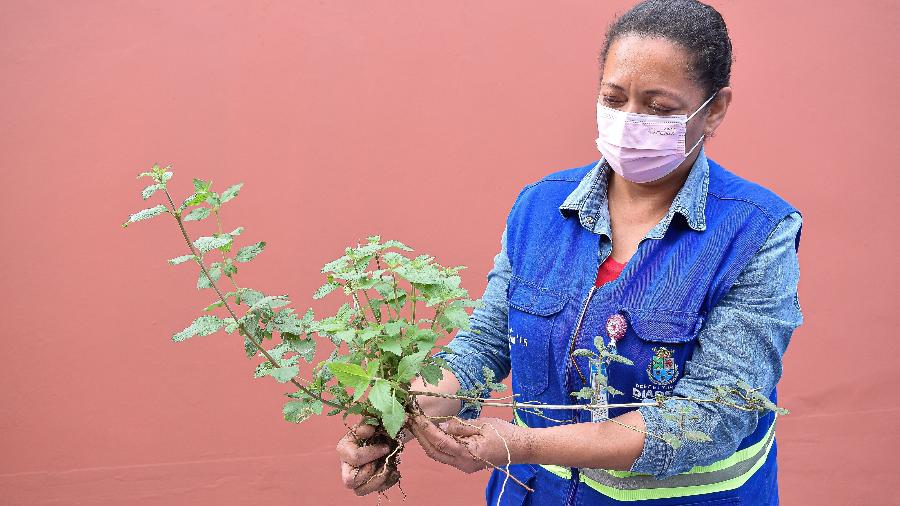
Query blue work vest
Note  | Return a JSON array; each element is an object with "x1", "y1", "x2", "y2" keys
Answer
[{"x1": 485, "y1": 158, "x2": 798, "y2": 505}]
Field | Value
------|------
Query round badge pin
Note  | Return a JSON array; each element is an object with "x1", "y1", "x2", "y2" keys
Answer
[{"x1": 606, "y1": 313, "x2": 627, "y2": 342}]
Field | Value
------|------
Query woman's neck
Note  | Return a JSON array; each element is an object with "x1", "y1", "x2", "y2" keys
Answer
[{"x1": 606, "y1": 150, "x2": 700, "y2": 219}]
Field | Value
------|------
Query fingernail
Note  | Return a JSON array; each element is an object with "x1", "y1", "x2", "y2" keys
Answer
[{"x1": 438, "y1": 421, "x2": 449, "y2": 431}]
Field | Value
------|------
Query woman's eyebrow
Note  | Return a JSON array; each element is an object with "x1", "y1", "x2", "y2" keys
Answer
[
  {"x1": 600, "y1": 82, "x2": 684, "y2": 102},
  {"x1": 642, "y1": 89, "x2": 684, "y2": 101},
  {"x1": 600, "y1": 82, "x2": 625, "y2": 91}
]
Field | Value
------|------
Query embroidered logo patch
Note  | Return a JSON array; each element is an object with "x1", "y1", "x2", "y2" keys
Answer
[{"x1": 647, "y1": 347, "x2": 678, "y2": 385}]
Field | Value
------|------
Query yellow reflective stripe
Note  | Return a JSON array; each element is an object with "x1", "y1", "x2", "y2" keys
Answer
[
  {"x1": 513, "y1": 411, "x2": 776, "y2": 501},
  {"x1": 601, "y1": 419, "x2": 775, "y2": 477},
  {"x1": 541, "y1": 464, "x2": 571, "y2": 480},
  {"x1": 578, "y1": 435, "x2": 772, "y2": 501}
]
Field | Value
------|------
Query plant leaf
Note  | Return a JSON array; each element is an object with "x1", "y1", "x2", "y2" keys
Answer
[
  {"x1": 313, "y1": 282, "x2": 340, "y2": 300},
  {"x1": 193, "y1": 235, "x2": 232, "y2": 253},
  {"x1": 239, "y1": 289, "x2": 265, "y2": 307},
  {"x1": 172, "y1": 315, "x2": 223, "y2": 342},
  {"x1": 327, "y1": 362, "x2": 371, "y2": 390},
  {"x1": 141, "y1": 184, "x2": 162, "y2": 200},
  {"x1": 122, "y1": 204, "x2": 167, "y2": 227},
  {"x1": 270, "y1": 365, "x2": 299, "y2": 383},
  {"x1": 168, "y1": 254, "x2": 196, "y2": 265},
  {"x1": 220, "y1": 183, "x2": 243, "y2": 203},
  {"x1": 662, "y1": 433, "x2": 683, "y2": 450},
  {"x1": 369, "y1": 379, "x2": 405, "y2": 438},
  {"x1": 683, "y1": 430, "x2": 712, "y2": 443},
  {"x1": 396, "y1": 350, "x2": 428, "y2": 383},
  {"x1": 440, "y1": 306, "x2": 470, "y2": 331},
  {"x1": 607, "y1": 353, "x2": 634, "y2": 366},
  {"x1": 249, "y1": 295, "x2": 291, "y2": 312},
  {"x1": 383, "y1": 239, "x2": 413, "y2": 251},
  {"x1": 286, "y1": 336, "x2": 316, "y2": 362},
  {"x1": 334, "y1": 329, "x2": 355, "y2": 343},
  {"x1": 570, "y1": 387, "x2": 594, "y2": 400},
  {"x1": 420, "y1": 364, "x2": 443, "y2": 386},
  {"x1": 379, "y1": 337, "x2": 403, "y2": 355},
  {"x1": 604, "y1": 385, "x2": 624, "y2": 397},
  {"x1": 197, "y1": 263, "x2": 222, "y2": 289},
  {"x1": 283, "y1": 399, "x2": 323, "y2": 423},
  {"x1": 183, "y1": 207, "x2": 211, "y2": 222},
  {"x1": 235, "y1": 241, "x2": 266, "y2": 262}
]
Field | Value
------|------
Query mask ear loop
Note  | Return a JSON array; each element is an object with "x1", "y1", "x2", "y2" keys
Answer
[
  {"x1": 682, "y1": 90, "x2": 720, "y2": 155},
  {"x1": 684, "y1": 90, "x2": 720, "y2": 123},
  {"x1": 685, "y1": 134, "x2": 706, "y2": 157}
]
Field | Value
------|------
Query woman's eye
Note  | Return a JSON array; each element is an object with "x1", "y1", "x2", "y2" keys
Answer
[
  {"x1": 602, "y1": 96, "x2": 624, "y2": 107},
  {"x1": 649, "y1": 104, "x2": 675, "y2": 114}
]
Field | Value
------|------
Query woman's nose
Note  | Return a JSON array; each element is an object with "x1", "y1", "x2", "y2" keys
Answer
[{"x1": 622, "y1": 99, "x2": 644, "y2": 115}]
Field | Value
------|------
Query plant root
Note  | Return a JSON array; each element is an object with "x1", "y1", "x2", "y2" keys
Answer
[
  {"x1": 419, "y1": 412, "x2": 534, "y2": 494},
  {"x1": 346, "y1": 423, "x2": 404, "y2": 501}
]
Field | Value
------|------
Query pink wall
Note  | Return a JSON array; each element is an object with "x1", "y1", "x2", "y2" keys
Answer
[{"x1": 1, "y1": 1, "x2": 897, "y2": 504}]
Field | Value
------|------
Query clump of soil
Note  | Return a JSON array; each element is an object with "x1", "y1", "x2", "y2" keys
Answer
[{"x1": 358, "y1": 424, "x2": 402, "y2": 481}]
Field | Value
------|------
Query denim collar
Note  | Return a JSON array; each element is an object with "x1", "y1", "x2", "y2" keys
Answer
[{"x1": 558, "y1": 147, "x2": 709, "y2": 239}]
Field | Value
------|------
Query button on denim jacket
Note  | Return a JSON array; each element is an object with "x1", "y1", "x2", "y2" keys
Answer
[{"x1": 435, "y1": 148, "x2": 803, "y2": 483}]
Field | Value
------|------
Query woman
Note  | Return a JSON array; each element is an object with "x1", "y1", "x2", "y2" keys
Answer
[{"x1": 337, "y1": 0, "x2": 802, "y2": 504}]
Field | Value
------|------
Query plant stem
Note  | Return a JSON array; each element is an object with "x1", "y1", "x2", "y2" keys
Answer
[
  {"x1": 212, "y1": 207, "x2": 241, "y2": 294},
  {"x1": 430, "y1": 304, "x2": 444, "y2": 331},
  {"x1": 349, "y1": 259, "x2": 378, "y2": 325},
  {"x1": 358, "y1": 287, "x2": 380, "y2": 324},
  {"x1": 377, "y1": 257, "x2": 402, "y2": 324},
  {"x1": 409, "y1": 390, "x2": 659, "y2": 411},
  {"x1": 163, "y1": 190, "x2": 343, "y2": 411},
  {"x1": 409, "y1": 390, "x2": 762, "y2": 413},
  {"x1": 350, "y1": 289, "x2": 368, "y2": 327}
]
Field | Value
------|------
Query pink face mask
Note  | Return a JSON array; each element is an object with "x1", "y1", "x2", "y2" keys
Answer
[{"x1": 595, "y1": 93, "x2": 717, "y2": 183}]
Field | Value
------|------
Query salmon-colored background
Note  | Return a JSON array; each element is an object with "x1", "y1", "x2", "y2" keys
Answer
[{"x1": 1, "y1": 1, "x2": 897, "y2": 504}]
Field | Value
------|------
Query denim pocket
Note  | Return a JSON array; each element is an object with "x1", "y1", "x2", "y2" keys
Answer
[
  {"x1": 618, "y1": 308, "x2": 704, "y2": 388},
  {"x1": 507, "y1": 278, "x2": 567, "y2": 397},
  {"x1": 621, "y1": 308, "x2": 704, "y2": 344}
]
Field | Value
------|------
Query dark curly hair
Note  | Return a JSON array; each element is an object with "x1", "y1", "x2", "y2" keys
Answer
[{"x1": 600, "y1": 0, "x2": 733, "y2": 97}]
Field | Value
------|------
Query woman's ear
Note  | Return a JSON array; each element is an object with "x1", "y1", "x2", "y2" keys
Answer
[{"x1": 704, "y1": 86, "x2": 732, "y2": 137}]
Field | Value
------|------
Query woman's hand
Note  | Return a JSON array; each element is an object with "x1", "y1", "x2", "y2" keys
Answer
[
  {"x1": 408, "y1": 414, "x2": 531, "y2": 473},
  {"x1": 336, "y1": 423, "x2": 406, "y2": 496}
]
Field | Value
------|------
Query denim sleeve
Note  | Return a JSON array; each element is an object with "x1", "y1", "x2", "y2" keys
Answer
[
  {"x1": 630, "y1": 212, "x2": 804, "y2": 478},
  {"x1": 433, "y1": 225, "x2": 512, "y2": 419}
]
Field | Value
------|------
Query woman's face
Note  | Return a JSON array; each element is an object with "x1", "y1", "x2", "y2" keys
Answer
[{"x1": 599, "y1": 34, "x2": 730, "y2": 182}]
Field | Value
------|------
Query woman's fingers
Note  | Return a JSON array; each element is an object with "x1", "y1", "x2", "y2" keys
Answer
[
  {"x1": 342, "y1": 460, "x2": 398, "y2": 496},
  {"x1": 410, "y1": 427, "x2": 456, "y2": 465},
  {"x1": 338, "y1": 422, "x2": 376, "y2": 447},
  {"x1": 336, "y1": 423, "x2": 390, "y2": 467},
  {"x1": 342, "y1": 461, "x2": 375, "y2": 490},
  {"x1": 337, "y1": 440, "x2": 390, "y2": 468},
  {"x1": 442, "y1": 418, "x2": 482, "y2": 438},
  {"x1": 409, "y1": 414, "x2": 480, "y2": 469},
  {"x1": 352, "y1": 466, "x2": 400, "y2": 496},
  {"x1": 338, "y1": 422, "x2": 397, "y2": 493}
]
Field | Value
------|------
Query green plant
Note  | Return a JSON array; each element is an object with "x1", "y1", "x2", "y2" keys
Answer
[{"x1": 124, "y1": 164, "x2": 484, "y2": 477}]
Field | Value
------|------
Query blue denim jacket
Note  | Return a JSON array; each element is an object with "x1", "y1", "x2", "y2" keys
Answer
[{"x1": 436, "y1": 148, "x2": 803, "y2": 478}]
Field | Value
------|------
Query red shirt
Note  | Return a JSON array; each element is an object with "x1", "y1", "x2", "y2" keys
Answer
[{"x1": 595, "y1": 256, "x2": 625, "y2": 287}]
